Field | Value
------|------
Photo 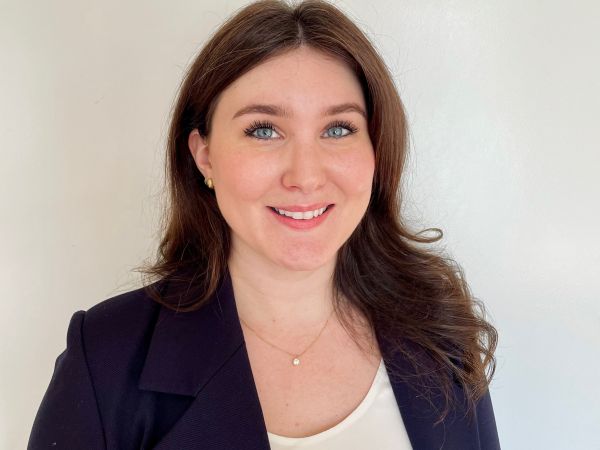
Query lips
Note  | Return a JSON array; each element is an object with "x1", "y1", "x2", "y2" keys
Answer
[
  {"x1": 271, "y1": 206, "x2": 330, "y2": 220},
  {"x1": 268, "y1": 204, "x2": 334, "y2": 230},
  {"x1": 268, "y1": 203, "x2": 333, "y2": 212}
]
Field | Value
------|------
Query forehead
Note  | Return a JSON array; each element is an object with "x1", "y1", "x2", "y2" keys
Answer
[{"x1": 214, "y1": 46, "x2": 365, "y2": 117}]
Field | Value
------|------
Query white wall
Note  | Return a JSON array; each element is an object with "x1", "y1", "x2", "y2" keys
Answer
[{"x1": 1, "y1": 1, "x2": 598, "y2": 448}]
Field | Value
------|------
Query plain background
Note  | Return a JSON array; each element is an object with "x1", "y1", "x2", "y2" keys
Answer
[{"x1": 1, "y1": 1, "x2": 599, "y2": 448}]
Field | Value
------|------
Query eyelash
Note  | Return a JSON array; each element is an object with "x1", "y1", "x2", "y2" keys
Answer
[
  {"x1": 243, "y1": 120, "x2": 358, "y2": 139},
  {"x1": 243, "y1": 120, "x2": 275, "y2": 138},
  {"x1": 329, "y1": 120, "x2": 359, "y2": 135}
]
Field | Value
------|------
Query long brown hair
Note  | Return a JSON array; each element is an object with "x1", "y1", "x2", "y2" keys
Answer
[{"x1": 136, "y1": 0, "x2": 497, "y2": 424}]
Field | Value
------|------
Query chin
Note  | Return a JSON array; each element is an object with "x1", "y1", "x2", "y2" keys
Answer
[{"x1": 274, "y1": 251, "x2": 335, "y2": 272}]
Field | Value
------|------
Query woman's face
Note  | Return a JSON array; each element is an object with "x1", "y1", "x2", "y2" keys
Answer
[{"x1": 189, "y1": 46, "x2": 375, "y2": 271}]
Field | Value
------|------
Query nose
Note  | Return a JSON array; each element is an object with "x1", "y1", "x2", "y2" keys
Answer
[{"x1": 281, "y1": 139, "x2": 327, "y2": 194}]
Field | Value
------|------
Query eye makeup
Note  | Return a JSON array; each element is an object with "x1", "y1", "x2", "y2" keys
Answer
[
  {"x1": 244, "y1": 120, "x2": 275, "y2": 138},
  {"x1": 243, "y1": 119, "x2": 359, "y2": 140},
  {"x1": 328, "y1": 120, "x2": 358, "y2": 135}
]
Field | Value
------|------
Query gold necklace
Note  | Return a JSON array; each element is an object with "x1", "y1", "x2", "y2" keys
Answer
[{"x1": 239, "y1": 308, "x2": 334, "y2": 366}]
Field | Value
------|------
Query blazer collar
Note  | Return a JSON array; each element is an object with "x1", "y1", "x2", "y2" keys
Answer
[
  {"x1": 139, "y1": 269, "x2": 244, "y2": 396},
  {"x1": 138, "y1": 269, "x2": 479, "y2": 449},
  {"x1": 139, "y1": 270, "x2": 271, "y2": 449}
]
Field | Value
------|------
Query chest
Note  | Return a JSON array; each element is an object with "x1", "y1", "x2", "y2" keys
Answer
[{"x1": 243, "y1": 321, "x2": 382, "y2": 438}]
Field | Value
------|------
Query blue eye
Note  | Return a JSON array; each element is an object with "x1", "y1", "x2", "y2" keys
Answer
[
  {"x1": 327, "y1": 126, "x2": 349, "y2": 138},
  {"x1": 255, "y1": 128, "x2": 274, "y2": 139},
  {"x1": 244, "y1": 121, "x2": 280, "y2": 140},
  {"x1": 243, "y1": 119, "x2": 358, "y2": 140},
  {"x1": 324, "y1": 121, "x2": 358, "y2": 139}
]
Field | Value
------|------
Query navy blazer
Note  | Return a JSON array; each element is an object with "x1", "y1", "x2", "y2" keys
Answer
[{"x1": 29, "y1": 270, "x2": 500, "y2": 449}]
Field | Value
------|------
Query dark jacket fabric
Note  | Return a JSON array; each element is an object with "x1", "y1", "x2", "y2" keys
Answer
[{"x1": 28, "y1": 270, "x2": 501, "y2": 450}]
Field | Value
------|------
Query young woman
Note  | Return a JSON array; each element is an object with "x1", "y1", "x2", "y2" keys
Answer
[{"x1": 29, "y1": 1, "x2": 500, "y2": 449}]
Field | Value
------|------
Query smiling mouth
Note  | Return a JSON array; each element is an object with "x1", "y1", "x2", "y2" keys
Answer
[{"x1": 268, "y1": 204, "x2": 334, "y2": 219}]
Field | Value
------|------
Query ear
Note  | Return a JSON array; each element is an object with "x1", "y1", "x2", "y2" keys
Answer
[{"x1": 188, "y1": 129, "x2": 212, "y2": 178}]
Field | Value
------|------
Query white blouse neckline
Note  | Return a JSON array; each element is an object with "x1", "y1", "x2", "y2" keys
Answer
[{"x1": 267, "y1": 357, "x2": 386, "y2": 445}]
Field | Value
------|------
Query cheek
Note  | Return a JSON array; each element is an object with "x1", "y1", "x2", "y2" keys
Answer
[
  {"x1": 332, "y1": 149, "x2": 375, "y2": 196},
  {"x1": 213, "y1": 152, "x2": 274, "y2": 204}
]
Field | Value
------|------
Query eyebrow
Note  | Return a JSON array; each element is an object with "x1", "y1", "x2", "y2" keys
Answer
[
  {"x1": 232, "y1": 102, "x2": 367, "y2": 120},
  {"x1": 232, "y1": 104, "x2": 290, "y2": 119},
  {"x1": 327, "y1": 103, "x2": 367, "y2": 118}
]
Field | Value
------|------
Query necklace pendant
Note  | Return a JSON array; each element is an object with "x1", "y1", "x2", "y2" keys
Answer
[{"x1": 292, "y1": 357, "x2": 301, "y2": 366}]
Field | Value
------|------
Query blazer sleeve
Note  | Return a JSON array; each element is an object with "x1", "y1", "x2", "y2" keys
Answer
[
  {"x1": 477, "y1": 388, "x2": 501, "y2": 449},
  {"x1": 28, "y1": 311, "x2": 106, "y2": 450}
]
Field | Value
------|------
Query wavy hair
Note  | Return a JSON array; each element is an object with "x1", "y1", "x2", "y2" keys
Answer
[{"x1": 135, "y1": 0, "x2": 497, "y2": 424}]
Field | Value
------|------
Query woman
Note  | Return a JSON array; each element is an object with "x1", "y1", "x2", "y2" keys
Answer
[{"x1": 28, "y1": 1, "x2": 500, "y2": 449}]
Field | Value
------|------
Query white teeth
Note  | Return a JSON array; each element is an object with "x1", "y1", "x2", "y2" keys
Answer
[{"x1": 274, "y1": 206, "x2": 328, "y2": 219}]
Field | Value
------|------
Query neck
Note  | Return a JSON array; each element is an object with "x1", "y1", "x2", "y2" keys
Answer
[{"x1": 227, "y1": 250, "x2": 336, "y2": 335}]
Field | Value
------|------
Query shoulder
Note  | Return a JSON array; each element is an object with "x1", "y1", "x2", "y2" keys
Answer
[
  {"x1": 75, "y1": 283, "x2": 161, "y2": 343},
  {"x1": 84, "y1": 282, "x2": 161, "y2": 335},
  {"x1": 71, "y1": 282, "x2": 164, "y2": 381}
]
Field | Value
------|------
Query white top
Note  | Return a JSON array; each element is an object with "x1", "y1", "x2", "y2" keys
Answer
[{"x1": 267, "y1": 359, "x2": 413, "y2": 449}]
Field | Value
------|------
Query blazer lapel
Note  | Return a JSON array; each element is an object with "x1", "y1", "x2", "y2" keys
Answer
[
  {"x1": 138, "y1": 270, "x2": 270, "y2": 450},
  {"x1": 377, "y1": 331, "x2": 482, "y2": 449}
]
